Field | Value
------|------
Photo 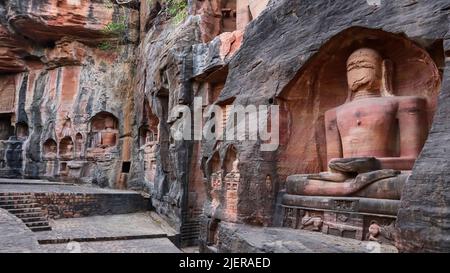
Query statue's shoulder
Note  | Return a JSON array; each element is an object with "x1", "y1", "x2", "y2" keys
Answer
[
  {"x1": 396, "y1": 95, "x2": 427, "y2": 103},
  {"x1": 324, "y1": 105, "x2": 340, "y2": 118},
  {"x1": 395, "y1": 95, "x2": 427, "y2": 109}
]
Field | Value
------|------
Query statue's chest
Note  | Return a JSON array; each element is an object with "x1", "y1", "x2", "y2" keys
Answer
[{"x1": 336, "y1": 102, "x2": 397, "y2": 131}]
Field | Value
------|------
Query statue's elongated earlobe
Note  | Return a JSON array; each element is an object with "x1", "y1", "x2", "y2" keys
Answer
[{"x1": 381, "y1": 59, "x2": 394, "y2": 97}]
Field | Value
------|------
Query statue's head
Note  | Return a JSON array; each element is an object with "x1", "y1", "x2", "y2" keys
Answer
[
  {"x1": 368, "y1": 221, "x2": 381, "y2": 237},
  {"x1": 346, "y1": 48, "x2": 383, "y2": 95},
  {"x1": 104, "y1": 116, "x2": 115, "y2": 129}
]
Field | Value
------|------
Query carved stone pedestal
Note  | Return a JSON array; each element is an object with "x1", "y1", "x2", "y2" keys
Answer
[{"x1": 282, "y1": 195, "x2": 398, "y2": 243}]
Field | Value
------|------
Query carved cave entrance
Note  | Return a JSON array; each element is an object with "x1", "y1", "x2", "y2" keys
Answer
[
  {"x1": 277, "y1": 27, "x2": 443, "y2": 184},
  {"x1": 0, "y1": 114, "x2": 14, "y2": 141},
  {"x1": 276, "y1": 27, "x2": 444, "y2": 243}
]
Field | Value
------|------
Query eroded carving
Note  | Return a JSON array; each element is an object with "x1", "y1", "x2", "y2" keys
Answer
[
  {"x1": 300, "y1": 211, "x2": 323, "y2": 231},
  {"x1": 43, "y1": 139, "x2": 57, "y2": 160},
  {"x1": 59, "y1": 136, "x2": 74, "y2": 160},
  {"x1": 224, "y1": 147, "x2": 239, "y2": 221},
  {"x1": 287, "y1": 48, "x2": 428, "y2": 199},
  {"x1": 86, "y1": 112, "x2": 119, "y2": 160}
]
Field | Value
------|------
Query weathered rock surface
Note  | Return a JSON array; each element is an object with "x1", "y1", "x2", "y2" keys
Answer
[
  {"x1": 198, "y1": 0, "x2": 449, "y2": 252},
  {"x1": 0, "y1": 0, "x2": 139, "y2": 189},
  {"x1": 0, "y1": 25, "x2": 29, "y2": 73},
  {"x1": 3, "y1": 0, "x2": 139, "y2": 45},
  {"x1": 1, "y1": 0, "x2": 449, "y2": 253}
]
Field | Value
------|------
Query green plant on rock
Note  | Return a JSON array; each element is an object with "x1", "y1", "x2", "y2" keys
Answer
[
  {"x1": 167, "y1": 0, "x2": 188, "y2": 25},
  {"x1": 99, "y1": 17, "x2": 127, "y2": 51},
  {"x1": 102, "y1": 21, "x2": 127, "y2": 36},
  {"x1": 98, "y1": 41, "x2": 114, "y2": 51}
]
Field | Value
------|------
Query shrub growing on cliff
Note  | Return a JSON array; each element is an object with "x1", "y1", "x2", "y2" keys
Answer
[
  {"x1": 99, "y1": 19, "x2": 127, "y2": 51},
  {"x1": 167, "y1": 0, "x2": 188, "y2": 25},
  {"x1": 102, "y1": 21, "x2": 127, "y2": 36}
]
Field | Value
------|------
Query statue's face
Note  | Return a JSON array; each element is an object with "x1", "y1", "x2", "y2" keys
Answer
[
  {"x1": 104, "y1": 117, "x2": 115, "y2": 129},
  {"x1": 369, "y1": 223, "x2": 380, "y2": 236},
  {"x1": 346, "y1": 48, "x2": 382, "y2": 93}
]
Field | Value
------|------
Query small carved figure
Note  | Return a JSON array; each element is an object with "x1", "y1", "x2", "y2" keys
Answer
[
  {"x1": 301, "y1": 211, "x2": 323, "y2": 231},
  {"x1": 368, "y1": 221, "x2": 381, "y2": 242}
]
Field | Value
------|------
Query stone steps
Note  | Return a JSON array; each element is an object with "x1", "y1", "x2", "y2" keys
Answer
[
  {"x1": 7, "y1": 207, "x2": 43, "y2": 214},
  {"x1": 21, "y1": 216, "x2": 49, "y2": 223},
  {"x1": 0, "y1": 192, "x2": 52, "y2": 232},
  {"x1": 0, "y1": 203, "x2": 40, "y2": 209},
  {"x1": 0, "y1": 198, "x2": 34, "y2": 205},
  {"x1": 180, "y1": 210, "x2": 203, "y2": 246},
  {"x1": 0, "y1": 192, "x2": 33, "y2": 197},
  {"x1": 29, "y1": 226, "x2": 52, "y2": 232},
  {"x1": 14, "y1": 212, "x2": 46, "y2": 218},
  {"x1": 0, "y1": 194, "x2": 33, "y2": 201}
]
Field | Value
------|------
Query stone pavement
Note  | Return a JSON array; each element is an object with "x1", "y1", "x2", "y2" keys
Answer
[
  {"x1": 0, "y1": 178, "x2": 71, "y2": 185},
  {"x1": 0, "y1": 208, "x2": 43, "y2": 253},
  {"x1": 0, "y1": 182, "x2": 139, "y2": 194},
  {"x1": 41, "y1": 238, "x2": 180, "y2": 253},
  {"x1": 35, "y1": 212, "x2": 181, "y2": 253},
  {"x1": 0, "y1": 179, "x2": 181, "y2": 253},
  {"x1": 36, "y1": 212, "x2": 176, "y2": 243},
  {"x1": 0, "y1": 210, "x2": 181, "y2": 253}
]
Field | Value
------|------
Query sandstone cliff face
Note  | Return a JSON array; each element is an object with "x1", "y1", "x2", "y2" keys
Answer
[
  {"x1": 3, "y1": 0, "x2": 139, "y2": 44},
  {"x1": 197, "y1": 0, "x2": 449, "y2": 252},
  {"x1": 128, "y1": 0, "x2": 270, "y2": 245},
  {"x1": 1, "y1": 0, "x2": 449, "y2": 252},
  {"x1": 0, "y1": 0, "x2": 139, "y2": 189}
]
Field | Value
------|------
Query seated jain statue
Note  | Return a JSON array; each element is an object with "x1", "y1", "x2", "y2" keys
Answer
[
  {"x1": 101, "y1": 117, "x2": 117, "y2": 148},
  {"x1": 287, "y1": 48, "x2": 428, "y2": 200}
]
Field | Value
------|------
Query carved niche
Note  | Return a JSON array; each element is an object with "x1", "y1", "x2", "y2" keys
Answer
[
  {"x1": 0, "y1": 75, "x2": 15, "y2": 114},
  {"x1": 223, "y1": 146, "x2": 240, "y2": 221},
  {"x1": 87, "y1": 112, "x2": 119, "y2": 158},
  {"x1": 43, "y1": 138, "x2": 57, "y2": 176},
  {"x1": 278, "y1": 27, "x2": 443, "y2": 244},
  {"x1": 43, "y1": 139, "x2": 57, "y2": 160},
  {"x1": 0, "y1": 114, "x2": 14, "y2": 141},
  {"x1": 277, "y1": 27, "x2": 442, "y2": 181},
  {"x1": 16, "y1": 122, "x2": 29, "y2": 140},
  {"x1": 141, "y1": 99, "x2": 160, "y2": 183},
  {"x1": 59, "y1": 136, "x2": 74, "y2": 160},
  {"x1": 209, "y1": 151, "x2": 222, "y2": 210}
]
